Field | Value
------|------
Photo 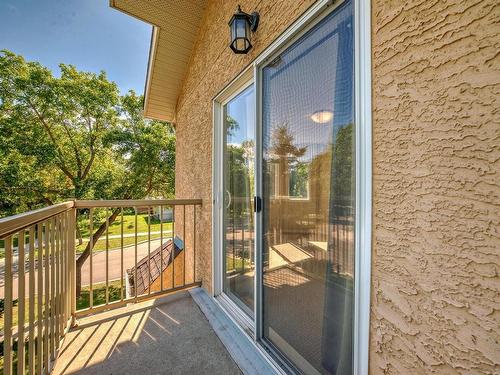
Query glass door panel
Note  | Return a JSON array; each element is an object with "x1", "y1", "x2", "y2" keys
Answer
[
  {"x1": 261, "y1": 1, "x2": 354, "y2": 374},
  {"x1": 223, "y1": 84, "x2": 255, "y2": 316}
]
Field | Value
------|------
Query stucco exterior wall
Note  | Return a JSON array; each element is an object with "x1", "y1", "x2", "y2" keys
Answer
[
  {"x1": 370, "y1": 1, "x2": 499, "y2": 374},
  {"x1": 174, "y1": 0, "x2": 316, "y2": 294},
  {"x1": 173, "y1": 0, "x2": 500, "y2": 373}
]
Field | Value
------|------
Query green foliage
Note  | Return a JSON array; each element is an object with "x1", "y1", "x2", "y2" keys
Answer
[
  {"x1": 76, "y1": 281, "x2": 123, "y2": 311},
  {"x1": 106, "y1": 91, "x2": 175, "y2": 199},
  {"x1": 289, "y1": 162, "x2": 309, "y2": 198},
  {"x1": 331, "y1": 123, "x2": 353, "y2": 204},
  {"x1": 270, "y1": 124, "x2": 307, "y2": 160},
  {"x1": 226, "y1": 144, "x2": 253, "y2": 217},
  {"x1": 0, "y1": 50, "x2": 175, "y2": 216}
]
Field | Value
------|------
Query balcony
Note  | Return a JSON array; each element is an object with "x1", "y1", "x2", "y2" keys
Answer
[
  {"x1": 0, "y1": 200, "x2": 252, "y2": 375},
  {"x1": 52, "y1": 291, "x2": 240, "y2": 375}
]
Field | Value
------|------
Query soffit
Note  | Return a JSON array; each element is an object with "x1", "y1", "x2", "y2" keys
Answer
[{"x1": 110, "y1": 0, "x2": 208, "y2": 121}]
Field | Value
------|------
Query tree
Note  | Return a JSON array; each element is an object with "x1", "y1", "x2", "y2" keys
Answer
[
  {"x1": 331, "y1": 123, "x2": 353, "y2": 205},
  {"x1": 0, "y1": 50, "x2": 119, "y2": 211},
  {"x1": 74, "y1": 92, "x2": 175, "y2": 295},
  {"x1": 0, "y1": 50, "x2": 175, "y2": 295},
  {"x1": 268, "y1": 124, "x2": 306, "y2": 197}
]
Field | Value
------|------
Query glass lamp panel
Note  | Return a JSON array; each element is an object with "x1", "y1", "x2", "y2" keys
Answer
[
  {"x1": 235, "y1": 38, "x2": 248, "y2": 52},
  {"x1": 231, "y1": 20, "x2": 237, "y2": 42},
  {"x1": 235, "y1": 17, "x2": 246, "y2": 39}
]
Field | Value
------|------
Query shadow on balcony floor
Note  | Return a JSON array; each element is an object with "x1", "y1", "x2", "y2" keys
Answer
[{"x1": 53, "y1": 291, "x2": 242, "y2": 375}]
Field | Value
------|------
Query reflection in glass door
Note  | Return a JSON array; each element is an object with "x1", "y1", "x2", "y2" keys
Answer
[
  {"x1": 222, "y1": 84, "x2": 255, "y2": 316},
  {"x1": 261, "y1": 1, "x2": 354, "y2": 374}
]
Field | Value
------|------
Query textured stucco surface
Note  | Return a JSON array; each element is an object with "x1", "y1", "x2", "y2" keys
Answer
[
  {"x1": 370, "y1": 1, "x2": 500, "y2": 374},
  {"x1": 172, "y1": 0, "x2": 500, "y2": 373},
  {"x1": 174, "y1": 0, "x2": 315, "y2": 293}
]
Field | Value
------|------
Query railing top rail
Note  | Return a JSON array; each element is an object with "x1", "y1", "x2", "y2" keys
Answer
[
  {"x1": 0, "y1": 198, "x2": 202, "y2": 238},
  {"x1": 74, "y1": 199, "x2": 203, "y2": 208},
  {"x1": 0, "y1": 201, "x2": 75, "y2": 239}
]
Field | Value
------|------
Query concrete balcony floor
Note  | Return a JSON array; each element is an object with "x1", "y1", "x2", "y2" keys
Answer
[{"x1": 53, "y1": 291, "x2": 241, "y2": 375}]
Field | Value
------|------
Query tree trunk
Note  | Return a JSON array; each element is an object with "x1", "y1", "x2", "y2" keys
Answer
[
  {"x1": 75, "y1": 208, "x2": 121, "y2": 297},
  {"x1": 76, "y1": 222, "x2": 83, "y2": 246}
]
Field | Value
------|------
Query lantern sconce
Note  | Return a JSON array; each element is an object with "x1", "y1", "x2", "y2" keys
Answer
[{"x1": 228, "y1": 5, "x2": 259, "y2": 54}]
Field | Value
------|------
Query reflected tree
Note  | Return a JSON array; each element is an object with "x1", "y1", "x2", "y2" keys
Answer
[{"x1": 268, "y1": 124, "x2": 307, "y2": 197}]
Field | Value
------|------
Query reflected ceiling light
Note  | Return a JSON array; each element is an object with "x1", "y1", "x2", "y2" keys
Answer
[{"x1": 310, "y1": 110, "x2": 333, "y2": 124}]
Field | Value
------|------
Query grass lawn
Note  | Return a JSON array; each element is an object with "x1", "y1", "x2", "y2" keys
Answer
[
  {"x1": 78, "y1": 214, "x2": 172, "y2": 238},
  {"x1": 75, "y1": 213, "x2": 174, "y2": 253},
  {"x1": 76, "y1": 280, "x2": 123, "y2": 311},
  {"x1": 0, "y1": 299, "x2": 23, "y2": 335},
  {"x1": 226, "y1": 255, "x2": 248, "y2": 272}
]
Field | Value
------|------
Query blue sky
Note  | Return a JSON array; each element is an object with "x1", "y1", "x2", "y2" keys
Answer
[{"x1": 0, "y1": 0, "x2": 151, "y2": 94}]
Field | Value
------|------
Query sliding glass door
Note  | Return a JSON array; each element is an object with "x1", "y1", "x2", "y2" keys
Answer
[
  {"x1": 260, "y1": 1, "x2": 355, "y2": 374},
  {"x1": 222, "y1": 84, "x2": 255, "y2": 316},
  {"x1": 214, "y1": 1, "x2": 366, "y2": 373}
]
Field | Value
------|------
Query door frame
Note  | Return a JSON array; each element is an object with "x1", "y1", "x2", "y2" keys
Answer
[
  {"x1": 212, "y1": 0, "x2": 372, "y2": 373},
  {"x1": 212, "y1": 67, "x2": 256, "y2": 333}
]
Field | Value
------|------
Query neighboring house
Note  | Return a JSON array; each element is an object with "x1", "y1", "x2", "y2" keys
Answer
[
  {"x1": 126, "y1": 237, "x2": 184, "y2": 298},
  {"x1": 108, "y1": 0, "x2": 499, "y2": 374},
  {"x1": 152, "y1": 206, "x2": 173, "y2": 222}
]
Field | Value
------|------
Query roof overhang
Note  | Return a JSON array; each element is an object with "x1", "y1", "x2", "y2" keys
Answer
[{"x1": 110, "y1": 0, "x2": 207, "y2": 122}]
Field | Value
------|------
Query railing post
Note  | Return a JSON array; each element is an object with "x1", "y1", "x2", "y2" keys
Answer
[{"x1": 68, "y1": 206, "x2": 77, "y2": 324}]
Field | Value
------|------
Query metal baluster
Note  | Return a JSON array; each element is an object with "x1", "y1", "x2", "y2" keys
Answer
[
  {"x1": 242, "y1": 207, "x2": 245, "y2": 274},
  {"x1": 160, "y1": 205, "x2": 163, "y2": 291},
  {"x1": 105, "y1": 208, "x2": 109, "y2": 305},
  {"x1": 193, "y1": 205, "x2": 196, "y2": 283},
  {"x1": 50, "y1": 217, "x2": 56, "y2": 360},
  {"x1": 18, "y1": 230, "x2": 26, "y2": 375},
  {"x1": 172, "y1": 206, "x2": 175, "y2": 289},
  {"x1": 64, "y1": 213, "x2": 68, "y2": 322},
  {"x1": 36, "y1": 224, "x2": 43, "y2": 375},
  {"x1": 232, "y1": 203, "x2": 236, "y2": 271},
  {"x1": 55, "y1": 216, "x2": 60, "y2": 348},
  {"x1": 183, "y1": 205, "x2": 186, "y2": 286},
  {"x1": 69, "y1": 208, "x2": 76, "y2": 323},
  {"x1": 60, "y1": 214, "x2": 65, "y2": 331},
  {"x1": 89, "y1": 208, "x2": 93, "y2": 309},
  {"x1": 28, "y1": 227, "x2": 35, "y2": 375},
  {"x1": 148, "y1": 207, "x2": 151, "y2": 295},
  {"x1": 4, "y1": 236, "x2": 13, "y2": 375},
  {"x1": 120, "y1": 208, "x2": 124, "y2": 301},
  {"x1": 134, "y1": 208, "x2": 138, "y2": 300},
  {"x1": 43, "y1": 221, "x2": 50, "y2": 370}
]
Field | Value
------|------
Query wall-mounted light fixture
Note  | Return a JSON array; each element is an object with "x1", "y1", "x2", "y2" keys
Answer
[
  {"x1": 310, "y1": 110, "x2": 334, "y2": 124},
  {"x1": 228, "y1": 5, "x2": 259, "y2": 54}
]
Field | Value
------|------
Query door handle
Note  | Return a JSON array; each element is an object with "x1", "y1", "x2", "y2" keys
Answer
[
  {"x1": 225, "y1": 190, "x2": 232, "y2": 209},
  {"x1": 254, "y1": 196, "x2": 262, "y2": 213}
]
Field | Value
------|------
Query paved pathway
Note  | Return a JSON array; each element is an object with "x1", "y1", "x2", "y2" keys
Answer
[
  {"x1": 0, "y1": 238, "x2": 170, "y2": 299},
  {"x1": 0, "y1": 231, "x2": 168, "y2": 257}
]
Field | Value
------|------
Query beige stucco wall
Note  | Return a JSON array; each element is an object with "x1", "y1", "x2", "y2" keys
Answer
[
  {"x1": 370, "y1": 1, "x2": 499, "y2": 374},
  {"x1": 174, "y1": 0, "x2": 316, "y2": 293},
  {"x1": 173, "y1": 0, "x2": 499, "y2": 373}
]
